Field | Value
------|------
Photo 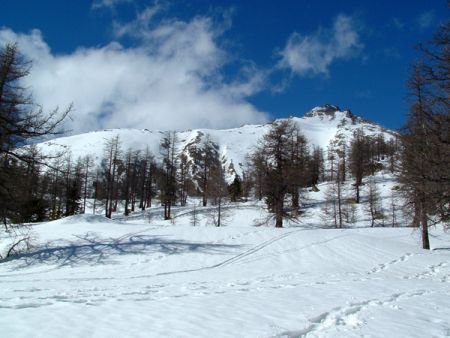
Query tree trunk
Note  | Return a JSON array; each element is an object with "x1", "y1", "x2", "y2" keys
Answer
[
  {"x1": 217, "y1": 197, "x2": 221, "y2": 227},
  {"x1": 202, "y1": 178, "x2": 207, "y2": 207},
  {"x1": 291, "y1": 188, "x2": 299, "y2": 208},
  {"x1": 258, "y1": 175, "x2": 263, "y2": 200},
  {"x1": 421, "y1": 204, "x2": 430, "y2": 250},
  {"x1": 145, "y1": 171, "x2": 152, "y2": 208},
  {"x1": 83, "y1": 166, "x2": 88, "y2": 213},
  {"x1": 124, "y1": 197, "x2": 130, "y2": 216},
  {"x1": 131, "y1": 193, "x2": 135, "y2": 212},
  {"x1": 275, "y1": 197, "x2": 283, "y2": 228},
  {"x1": 139, "y1": 164, "x2": 146, "y2": 210},
  {"x1": 342, "y1": 145, "x2": 346, "y2": 182},
  {"x1": 337, "y1": 180, "x2": 343, "y2": 228},
  {"x1": 370, "y1": 206, "x2": 375, "y2": 227},
  {"x1": 93, "y1": 172, "x2": 98, "y2": 215},
  {"x1": 124, "y1": 155, "x2": 131, "y2": 216},
  {"x1": 202, "y1": 162, "x2": 208, "y2": 207},
  {"x1": 355, "y1": 183, "x2": 360, "y2": 204}
]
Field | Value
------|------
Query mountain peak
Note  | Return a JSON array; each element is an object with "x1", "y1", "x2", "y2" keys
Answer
[
  {"x1": 304, "y1": 104, "x2": 341, "y2": 118},
  {"x1": 303, "y1": 104, "x2": 370, "y2": 125},
  {"x1": 313, "y1": 104, "x2": 341, "y2": 112}
]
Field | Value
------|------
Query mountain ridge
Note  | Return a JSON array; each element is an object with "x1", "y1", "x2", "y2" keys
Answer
[{"x1": 34, "y1": 105, "x2": 396, "y2": 182}]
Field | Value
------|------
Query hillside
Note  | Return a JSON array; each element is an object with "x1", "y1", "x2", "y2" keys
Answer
[{"x1": 34, "y1": 105, "x2": 395, "y2": 181}]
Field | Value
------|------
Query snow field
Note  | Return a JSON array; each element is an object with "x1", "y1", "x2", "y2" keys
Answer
[{"x1": 0, "y1": 200, "x2": 449, "y2": 338}]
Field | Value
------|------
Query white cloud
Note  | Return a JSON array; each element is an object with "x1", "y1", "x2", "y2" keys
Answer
[
  {"x1": 0, "y1": 14, "x2": 268, "y2": 134},
  {"x1": 278, "y1": 14, "x2": 362, "y2": 76}
]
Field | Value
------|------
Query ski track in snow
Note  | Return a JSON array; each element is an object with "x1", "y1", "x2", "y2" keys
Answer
[
  {"x1": 235, "y1": 233, "x2": 349, "y2": 266},
  {"x1": 210, "y1": 228, "x2": 305, "y2": 268}
]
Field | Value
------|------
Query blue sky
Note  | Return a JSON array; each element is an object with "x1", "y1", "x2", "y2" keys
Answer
[{"x1": 0, "y1": 0, "x2": 447, "y2": 133}]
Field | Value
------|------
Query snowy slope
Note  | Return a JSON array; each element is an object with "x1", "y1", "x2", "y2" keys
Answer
[
  {"x1": 0, "y1": 205, "x2": 449, "y2": 338},
  {"x1": 33, "y1": 105, "x2": 395, "y2": 181}
]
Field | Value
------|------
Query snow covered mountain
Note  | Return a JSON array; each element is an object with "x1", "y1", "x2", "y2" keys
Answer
[{"x1": 34, "y1": 105, "x2": 395, "y2": 181}]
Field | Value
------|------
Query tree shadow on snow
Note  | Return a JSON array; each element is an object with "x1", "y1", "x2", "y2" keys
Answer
[{"x1": 3, "y1": 233, "x2": 241, "y2": 269}]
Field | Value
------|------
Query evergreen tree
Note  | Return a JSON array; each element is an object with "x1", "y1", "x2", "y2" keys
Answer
[
  {"x1": 209, "y1": 164, "x2": 228, "y2": 227},
  {"x1": 178, "y1": 153, "x2": 191, "y2": 206},
  {"x1": 228, "y1": 175, "x2": 242, "y2": 202},
  {"x1": 252, "y1": 119, "x2": 308, "y2": 227},
  {"x1": 102, "y1": 136, "x2": 121, "y2": 218},
  {"x1": 349, "y1": 129, "x2": 370, "y2": 203},
  {"x1": 0, "y1": 43, "x2": 69, "y2": 226},
  {"x1": 81, "y1": 155, "x2": 94, "y2": 214},
  {"x1": 309, "y1": 146, "x2": 324, "y2": 187},
  {"x1": 0, "y1": 43, "x2": 69, "y2": 257},
  {"x1": 192, "y1": 135, "x2": 221, "y2": 207},
  {"x1": 399, "y1": 21, "x2": 450, "y2": 249},
  {"x1": 366, "y1": 177, "x2": 384, "y2": 227},
  {"x1": 160, "y1": 131, "x2": 177, "y2": 219},
  {"x1": 321, "y1": 157, "x2": 347, "y2": 228}
]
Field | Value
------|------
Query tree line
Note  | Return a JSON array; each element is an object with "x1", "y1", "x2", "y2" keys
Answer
[{"x1": 1, "y1": 113, "x2": 399, "y2": 231}]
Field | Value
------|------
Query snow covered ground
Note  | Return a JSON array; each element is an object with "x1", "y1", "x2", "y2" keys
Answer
[{"x1": 1, "y1": 198, "x2": 449, "y2": 337}]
